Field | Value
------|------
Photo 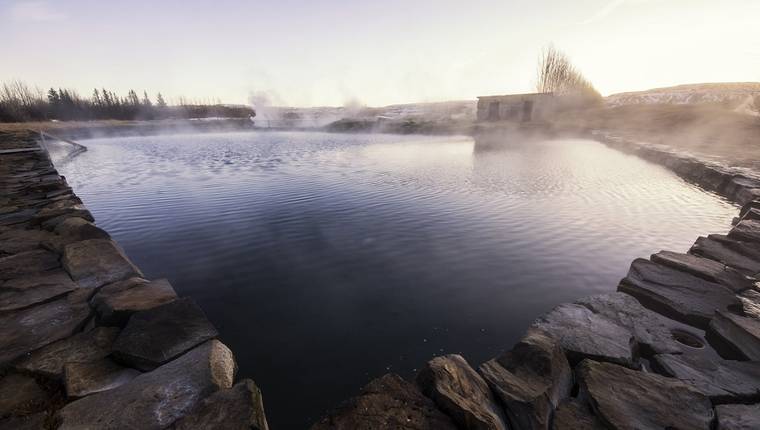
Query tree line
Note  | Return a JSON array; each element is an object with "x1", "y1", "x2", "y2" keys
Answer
[{"x1": 0, "y1": 80, "x2": 254, "y2": 123}]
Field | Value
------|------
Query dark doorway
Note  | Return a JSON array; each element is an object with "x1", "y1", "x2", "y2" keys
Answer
[
  {"x1": 521, "y1": 100, "x2": 534, "y2": 122},
  {"x1": 488, "y1": 102, "x2": 500, "y2": 121}
]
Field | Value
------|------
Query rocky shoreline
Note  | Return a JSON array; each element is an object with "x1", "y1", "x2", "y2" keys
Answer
[
  {"x1": 3, "y1": 127, "x2": 760, "y2": 429},
  {"x1": 311, "y1": 132, "x2": 760, "y2": 429},
  {"x1": 0, "y1": 129, "x2": 268, "y2": 429}
]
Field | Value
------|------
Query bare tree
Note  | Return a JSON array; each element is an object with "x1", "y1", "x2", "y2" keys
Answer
[{"x1": 536, "y1": 45, "x2": 601, "y2": 102}]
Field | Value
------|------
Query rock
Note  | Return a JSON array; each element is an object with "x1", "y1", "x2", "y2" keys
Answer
[
  {"x1": 62, "y1": 239, "x2": 142, "y2": 289},
  {"x1": 651, "y1": 250, "x2": 754, "y2": 292},
  {"x1": 0, "y1": 249, "x2": 59, "y2": 280},
  {"x1": 0, "y1": 208, "x2": 35, "y2": 226},
  {"x1": 531, "y1": 303, "x2": 635, "y2": 367},
  {"x1": 112, "y1": 298, "x2": 218, "y2": 370},
  {"x1": 578, "y1": 360, "x2": 714, "y2": 430},
  {"x1": 0, "y1": 373, "x2": 48, "y2": 417},
  {"x1": 653, "y1": 352, "x2": 760, "y2": 403},
  {"x1": 738, "y1": 289, "x2": 760, "y2": 319},
  {"x1": 57, "y1": 339, "x2": 236, "y2": 430},
  {"x1": 0, "y1": 228, "x2": 56, "y2": 254},
  {"x1": 740, "y1": 208, "x2": 760, "y2": 223},
  {"x1": 15, "y1": 326, "x2": 119, "y2": 378},
  {"x1": 91, "y1": 278, "x2": 177, "y2": 326},
  {"x1": 34, "y1": 202, "x2": 93, "y2": 225},
  {"x1": 691, "y1": 235, "x2": 760, "y2": 276},
  {"x1": 54, "y1": 217, "x2": 110, "y2": 241},
  {"x1": 730, "y1": 220, "x2": 760, "y2": 243},
  {"x1": 618, "y1": 258, "x2": 739, "y2": 329},
  {"x1": 311, "y1": 373, "x2": 455, "y2": 430},
  {"x1": 716, "y1": 404, "x2": 760, "y2": 430},
  {"x1": 0, "y1": 291, "x2": 91, "y2": 367},
  {"x1": 551, "y1": 399, "x2": 606, "y2": 430},
  {"x1": 739, "y1": 199, "x2": 760, "y2": 220},
  {"x1": 64, "y1": 358, "x2": 140, "y2": 398},
  {"x1": 0, "y1": 270, "x2": 78, "y2": 312},
  {"x1": 478, "y1": 328, "x2": 572, "y2": 430},
  {"x1": 174, "y1": 379, "x2": 269, "y2": 430},
  {"x1": 0, "y1": 412, "x2": 47, "y2": 430},
  {"x1": 575, "y1": 292, "x2": 709, "y2": 356},
  {"x1": 417, "y1": 354, "x2": 507, "y2": 430},
  {"x1": 707, "y1": 311, "x2": 760, "y2": 360}
]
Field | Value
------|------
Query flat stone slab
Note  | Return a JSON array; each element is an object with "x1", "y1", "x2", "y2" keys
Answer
[
  {"x1": 738, "y1": 288, "x2": 760, "y2": 319},
  {"x1": 578, "y1": 360, "x2": 714, "y2": 430},
  {"x1": 618, "y1": 258, "x2": 739, "y2": 329},
  {"x1": 707, "y1": 311, "x2": 760, "y2": 360},
  {"x1": 478, "y1": 328, "x2": 572, "y2": 430},
  {"x1": 417, "y1": 354, "x2": 507, "y2": 430},
  {"x1": 112, "y1": 298, "x2": 218, "y2": 370},
  {"x1": 531, "y1": 302, "x2": 635, "y2": 367},
  {"x1": 0, "y1": 373, "x2": 49, "y2": 417},
  {"x1": 651, "y1": 250, "x2": 754, "y2": 292},
  {"x1": 0, "y1": 291, "x2": 91, "y2": 367},
  {"x1": 0, "y1": 249, "x2": 59, "y2": 280},
  {"x1": 57, "y1": 339, "x2": 236, "y2": 430},
  {"x1": 0, "y1": 228, "x2": 56, "y2": 255},
  {"x1": 0, "y1": 270, "x2": 77, "y2": 312},
  {"x1": 691, "y1": 235, "x2": 760, "y2": 276},
  {"x1": 552, "y1": 399, "x2": 606, "y2": 430},
  {"x1": 653, "y1": 352, "x2": 760, "y2": 403},
  {"x1": 730, "y1": 219, "x2": 760, "y2": 243},
  {"x1": 716, "y1": 404, "x2": 760, "y2": 430},
  {"x1": 174, "y1": 379, "x2": 269, "y2": 430},
  {"x1": 64, "y1": 358, "x2": 140, "y2": 398},
  {"x1": 54, "y1": 217, "x2": 109, "y2": 241},
  {"x1": 15, "y1": 326, "x2": 119, "y2": 378},
  {"x1": 311, "y1": 373, "x2": 455, "y2": 430},
  {"x1": 62, "y1": 239, "x2": 142, "y2": 289},
  {"x1": 91, "y1": 278, "x2": 177, "y2": 326}
]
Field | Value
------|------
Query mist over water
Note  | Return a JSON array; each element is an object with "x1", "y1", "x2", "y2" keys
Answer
[{"x1": 56, "y1": 131, "x2": 737, "y2": 429}]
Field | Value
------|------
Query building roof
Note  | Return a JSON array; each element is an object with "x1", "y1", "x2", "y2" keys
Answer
[{"x1": 477, "y1": 92, "x2": 554, "y2": 100}]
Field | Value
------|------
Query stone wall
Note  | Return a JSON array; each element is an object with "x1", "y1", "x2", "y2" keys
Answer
[
  {"x1": 311, "y1": 132, "x2": 760, "y2": 429},
  {"x1": 0, "y1": 130, "x2": 268, "y2": 429}
]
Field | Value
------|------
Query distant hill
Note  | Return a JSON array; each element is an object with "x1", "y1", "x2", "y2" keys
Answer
[{"x1": 605, "y1": 83, "x2": 760, "y2": 113}]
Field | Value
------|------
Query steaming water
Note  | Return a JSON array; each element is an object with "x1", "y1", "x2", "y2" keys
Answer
[{"x1": 56, "y1": 131, "x2": 737, "y2": 429}]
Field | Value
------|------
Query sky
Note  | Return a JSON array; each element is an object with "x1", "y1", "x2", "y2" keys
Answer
[{"x1": 1, "y1": 0, "x2": 759, "y2": 107}]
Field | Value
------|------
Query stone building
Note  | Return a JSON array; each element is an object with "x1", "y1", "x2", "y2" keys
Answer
[{"x1": 476, "y1": 93, "x2": 555, "y2": 122}]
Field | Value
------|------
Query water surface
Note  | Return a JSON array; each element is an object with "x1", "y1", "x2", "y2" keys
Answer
[{"x1": 55, "y1": 131, "x2": 737, "y2": 429}]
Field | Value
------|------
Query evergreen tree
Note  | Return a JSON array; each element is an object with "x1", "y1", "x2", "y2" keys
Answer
[
  {"x1": 156, "y1": 92, "x2": 167, "y2": 108},
  {"x1": 47, "y1": 88, "x2": 59, "y2": 105},
  {"x1": 142, "y1": 90, "x2": 152, "y2": 107}
]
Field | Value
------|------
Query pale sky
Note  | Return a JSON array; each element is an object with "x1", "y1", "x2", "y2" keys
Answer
[{"x1": 2, "y1": 0, "x2": 759, "y2": 107}]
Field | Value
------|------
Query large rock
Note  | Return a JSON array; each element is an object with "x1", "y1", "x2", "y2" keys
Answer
[
  {"x1": 575, "y1": 292, "x2": 709, "y2": 356},
  {"x1": 0, "y1": 249, "x2": 59, "y2": 280},
  {"x1": 0, "y1": 412, "x2": 47, "y2": 430},
  {"x1": 738, "y1": 288, "x2": 760, "y2": 319},
  {"x1": 653, "y1": 352, "x2": 760, "y2": 403},
  {"x1": 0, "y1": 373, "x2": 49, "y2": 417},
  {"x1": 62, "y1": 239, "x2": 142, "y2": 289},
  {"x1": 311, "y1": 373, "x2": 455, "y2": 430},
  {"x1": 174, "y1": 379, "x2": 269, "y2": 430},
  {"x1": 417, "y1": 354, "x2": 507, "y2": 430},
  {"x1": 730, "y1": 219, "x2": 760, "y2": 243},
  {"x1": 0, "y1": 228, "x2": 56, "y2": 255},
  {"x1": 91, "y1": 278, "x2": 177, "y2": 326},
  {"x1": 578, "y1": 360, "x2": 714, "y2": 430},
  {"x1": 716, "y1": 404, "x2": 760, "y2": 430},
  {"x1": 64, "y1": 358, "x2": 140, "y2": 398},
  {"x1": 478, "y1": 329, "x2": 572, "y2": 430},
  {"x1": 618, "y1": 258, "x2": 739, "y2": 329},
  {"x1": 691, "y1": 235, "x2": 760, "y2": 276},
  {"x1": 15, "y1": 326, "x2": 119, "y2": 378},
  {"x1": 551, "y1": 399, "x2": 606, "y2": 430},
  {"x1": 57, "y1": 339, "x2": 236, "y2": 430},
  {"x1": 651, "y1": 250, "x2": 754, "y2": 293},
  {"x1": 0, "y1": 270, "x2": 78, "y2": 312},
  {"x1": 0, "y1": 291, "x2": 91, "y2": 367},
  {"x1": 54, "y1": 217, "x2": 109, "y2": 241},
  {"x1": 531, "y1": 303, "x2": 635, "y2": 367},
  {"x1": 112, "y1": 298, "x2": 218, "y2": 370},
  {"x1": 707, "y1": 311, "x2": 760, "y2": 360}
]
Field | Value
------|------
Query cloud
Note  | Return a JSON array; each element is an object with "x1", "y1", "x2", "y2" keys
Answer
[
  {"x1": 9, "y1": 1, "x2": 66, "y2": 22},
  {"x1": 580, "y1": 0, "x2": 626, "y2": 25}
]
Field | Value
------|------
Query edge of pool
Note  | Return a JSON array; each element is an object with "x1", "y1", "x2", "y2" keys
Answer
[{"x1": 1, "y1": 127, "x2": 760, "y2": 429}]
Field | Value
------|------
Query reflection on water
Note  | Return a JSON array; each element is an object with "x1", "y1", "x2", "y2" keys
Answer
[{"x1": 56, "y1": 131, "x2": 737, "y2": 429}]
